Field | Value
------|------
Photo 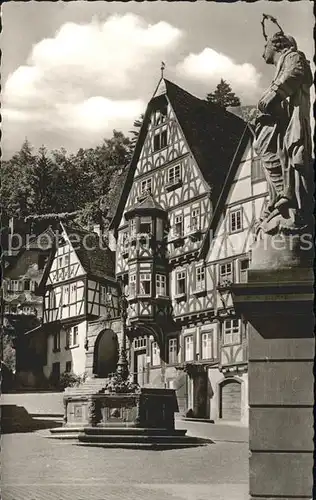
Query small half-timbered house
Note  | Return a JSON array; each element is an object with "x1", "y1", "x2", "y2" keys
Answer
[{"x1": 40, "y1": 223, "x2": 119, "y2": 383}]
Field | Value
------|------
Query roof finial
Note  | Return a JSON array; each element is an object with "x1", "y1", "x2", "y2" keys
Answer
[{"x1": 161, "y1": 61, "x2": 166, "y2": 79}]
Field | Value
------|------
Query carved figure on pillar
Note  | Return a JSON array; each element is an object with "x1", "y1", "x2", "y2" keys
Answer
[{"x1": 254, "y1": 15, "x2": 313, "y2": 236}]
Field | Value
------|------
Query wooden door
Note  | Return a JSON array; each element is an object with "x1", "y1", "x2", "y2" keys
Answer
[{"x1": 220, "y1": 379, "x2": 241, "y2": 421}]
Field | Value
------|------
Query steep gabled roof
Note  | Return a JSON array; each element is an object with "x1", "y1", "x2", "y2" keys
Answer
[
  {"x1": 109, "y1": 78, "x2": 246, "y2": 233},
  {"x1": 199, "y1": 123, "x2": 254, "y2": 259},
  {"x1": 38, "y1": 223, "x2": 116, "y2": 291},
  {"x1": 61, "y1": 223, "x2": 116, "y2": 281}
]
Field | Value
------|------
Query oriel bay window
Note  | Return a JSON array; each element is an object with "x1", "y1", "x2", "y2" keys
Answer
[
  {"x1": 139, "y1": 216, "x2": 152, "y2": 235},
  {"x1": 201, "y1": 332, "x2": 213, "y2": 360},
  {"x1": 176, "y1": 270, "x2": 186, "y2": 296},
  {"x1": 184, "y1": 335, "x2": 194, "y2": 361},
  {"x1": 223, "y1": 319, "x2": 241, "y2": 345},
  {"x1": 156, "y1": 274, "x2": 167, "y2": 297},
  {"x1": 151, "y1": 341, "x2": 160, "y2": 366},
  {"x1": 139, "y1": 273, "x2": 151, "y2": 296}
]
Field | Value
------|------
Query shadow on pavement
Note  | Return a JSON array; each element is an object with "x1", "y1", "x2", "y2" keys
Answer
[{"x1": 1, "y1": 404, "x2": 63, "y2": 434}]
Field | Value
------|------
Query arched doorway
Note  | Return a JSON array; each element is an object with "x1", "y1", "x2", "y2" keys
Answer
[
  {"x1": 219, "y1": 378, "x2": 242, "y2": 421},
  {"x1": 93, "y1": 329, "x2": 119, "y2": 377}
]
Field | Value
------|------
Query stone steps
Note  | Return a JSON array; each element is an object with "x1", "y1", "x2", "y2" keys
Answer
[{"x1": 76, "y1": 441, "x2": 205, "y2": 450}]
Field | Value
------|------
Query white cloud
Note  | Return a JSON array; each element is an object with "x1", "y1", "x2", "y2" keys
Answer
[
  {"x1": 3, "y1": 14, "x2": 182, "y2": 154},
  {"x1": 176, "y1": 48, "x2": 261, "y2": 101}
]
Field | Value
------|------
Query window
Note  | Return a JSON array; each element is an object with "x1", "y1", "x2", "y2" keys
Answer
[
  {"x1": 229, "y1": 209, "x2": 242, "y2": 233},
  {"x1": 53, "y1": 331, "x2": 60, "y2": 351},
  {"x1": 139, "y1": 217, "x2": 152, "y2": 235},
  {"x1": 139, "y1": 273, "x2": 151, "y2": 296},
  {"x1": 129, "y1": 274, "x2": 136, "y2": 297},
  {"x1": 168, "y1": 165, "x2": 181, "y2": 185},
  {"x1": 58, "y1": 257, "x2": 63, "y2": 268},
  {"x1": 154, "y1": 108, "x2": 167, "y2": 126},
  {"x1": 65, "y1": 361, "x2": 72, "y2": 373},
  {"x1": 23, "y1": 306, "x2": 33, "y2": 315},
  {"x1": 24, "y1": 279, "x2": 30, "y2": 291},
  {"x1": 174, "y1": 214, "x2": 183, "y2": 238},
  {"x1": 168, "y1": 338, "x2": 178, "y2": 364},
  {"x1": 201, "y1": 332, "x2": 213, "y2": 359},
  {"x1": 223, "y1": 319, "x2": 241, "y2": 345},
  {"x1": 184, "y1": 336, "x2": 194, "y2": 361},
  {"x1": 134, "y1": 337, "x2": 147, "y2": 350},
  {"x1": 153, "y1": 129, "x2": 167, "y2": 151},
  {"x1": 70, "y1": 283, "x2": 77, "y2": 300},
  {"x1": 151, "y1": 341, "x2": 160, "y2": 366},
  {"x1": 64, "y1": 255, "x2": 70, "y2": 266},
  {"x1": 10, "y1": 280, "x2": 20, "y2": 292},
  {"x1": 130, "y1": 219, "x2": 136, "y2": 238},
  {"x1": 219, "y1": 262, "x2": 233, "y2": 285},
  {"x1": 49, "y1": 290, "x2": 56, "y2": 309},
  {"x1": 63, "y1": 286, "x2": 70, "y2": 304},
  {"x1": 176, "y1": 270, "x2": 186, "y2": 296},
  {"x1": 251, "y1": 157, "x2": 265, "y2": 183},
  {"x1": 100, "y1": 286, "x2": 107, "y2": 304},
  {"x1": 191, "y1": 208, "x2": 200, "y2": 231},
  {"x1": 239, "y1": 258, "x2": 249, "y2": 283},
  {"x1": 141, "y1": 178, "x2": 152, "y2": 194},
  {"x1": 65, "y1": 328, "x2": 71, "y2": 348},
  {"x1": 195, "y1": 266, "x2": 205, "y2": 291},
  {"x1": 156, "y1": 274, "x2": 167, "y2": 296},
  {"x1": 30, "y1": 280, "x2": 36, "y2": 292},
  {"x1": 72, "y1": 326, "x2": 79, "y2": 346}
]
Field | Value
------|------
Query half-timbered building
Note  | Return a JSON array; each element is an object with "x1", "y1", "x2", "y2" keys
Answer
[
  {"x1": 109, "y1": 77, "x2": 255, "y2": 417},
  {"x1": 39, "y1": 223, "x2": 120, "y2": 384}
]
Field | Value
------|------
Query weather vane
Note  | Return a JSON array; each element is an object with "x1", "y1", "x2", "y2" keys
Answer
[
  {"x1": 261, "y1": 13, "x2": 284, "y2": 41},
  {"x1": 161, "y1": 61, "x2": 166, "y2": 79}
]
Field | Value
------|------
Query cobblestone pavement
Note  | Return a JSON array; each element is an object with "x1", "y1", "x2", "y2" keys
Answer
[{"x1": 2, "y1": 429, "x2": 248, "y2": 500}]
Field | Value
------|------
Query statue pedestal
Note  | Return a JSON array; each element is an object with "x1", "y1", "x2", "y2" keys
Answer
[{"x1": 232, "y1": 265, "x2": 314, "y2": 499}]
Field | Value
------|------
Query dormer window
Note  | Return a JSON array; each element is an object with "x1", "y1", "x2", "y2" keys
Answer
[{"x1": 153, "y1": 129, "x2": 167, "y2": 151}]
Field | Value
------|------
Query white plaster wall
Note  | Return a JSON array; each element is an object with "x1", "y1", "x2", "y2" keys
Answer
[{"x1": 43, "y1": 320, "x2": 87, "y2": 378}]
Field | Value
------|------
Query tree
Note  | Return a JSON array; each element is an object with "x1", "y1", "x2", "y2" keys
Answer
[
  {"x1": 206, "y1": 79, "x2": 241, "y2": 108},
  {"x1": 129, "y1": 114, "x2": 144, "y2": 150}
]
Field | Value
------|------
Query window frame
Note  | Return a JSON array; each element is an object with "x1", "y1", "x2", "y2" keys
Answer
[
  {"x1": 139, "y1": 273, "x2": 152, "y2": 296},
  {"x1": 195, "y1": 265, "x2": 206, "y2": 292},
  {"x1": 229, "y1": 208, "x2": 243, "y2": 234},
  {"x1": 176, "y1": 270, "x2": 186, "y2": 296},
  {"x1": 239, "y1": 258, "x2": 250, "y2": 283},
  {"x1": 129, "y1": 273, "x2": 137, "y2": 297},
  {"x1": 201, "y1": 331, "x2": 214, "y2": 360},
  {"x1": 156, "y1": 274, "x2": 167, "y2": 297},
  {"x1": 190, "y1": 207, "x2": 200, "y2": 231},
  {"x1": 168, "y1": 337, "x2": 178, "y2": 365},
  {"x1": 153, "y1": 128, "x2": 167, "y2": 152},
  {"x1": 223, "y1": 319, "x2": 241, "y2": 346},
  {"x1": 140, "y1": 177, "x2": 152, "y2": 195},
  {"x1": 167, "y1": 164, "x2": 181, "y2": 185},
  {"x1": 219, "y1": 261, "x2": 233, "y2": 285},
  {"x1": 151, "y1": 341, "x2": 161, "y2": 367},
  {"x1": 174, "y1": 213, "x2": 183, "y2": 238},
  {"x1": 184, "y1": 335, "x2": 194, "y2": 362}
]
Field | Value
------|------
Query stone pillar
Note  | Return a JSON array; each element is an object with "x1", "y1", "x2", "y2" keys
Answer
[{"x1": 232, "y1": 261, "x2": 314, "y2": 499}]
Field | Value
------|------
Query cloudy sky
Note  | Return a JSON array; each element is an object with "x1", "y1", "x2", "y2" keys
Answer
[{"x1": 2, "y1": 1, "x2": 313, "y2": 158}]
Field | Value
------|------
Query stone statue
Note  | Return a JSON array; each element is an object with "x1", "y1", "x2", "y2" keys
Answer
[{"x1": 254, "y1": 15, "x2": 313, "y2": 236}]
